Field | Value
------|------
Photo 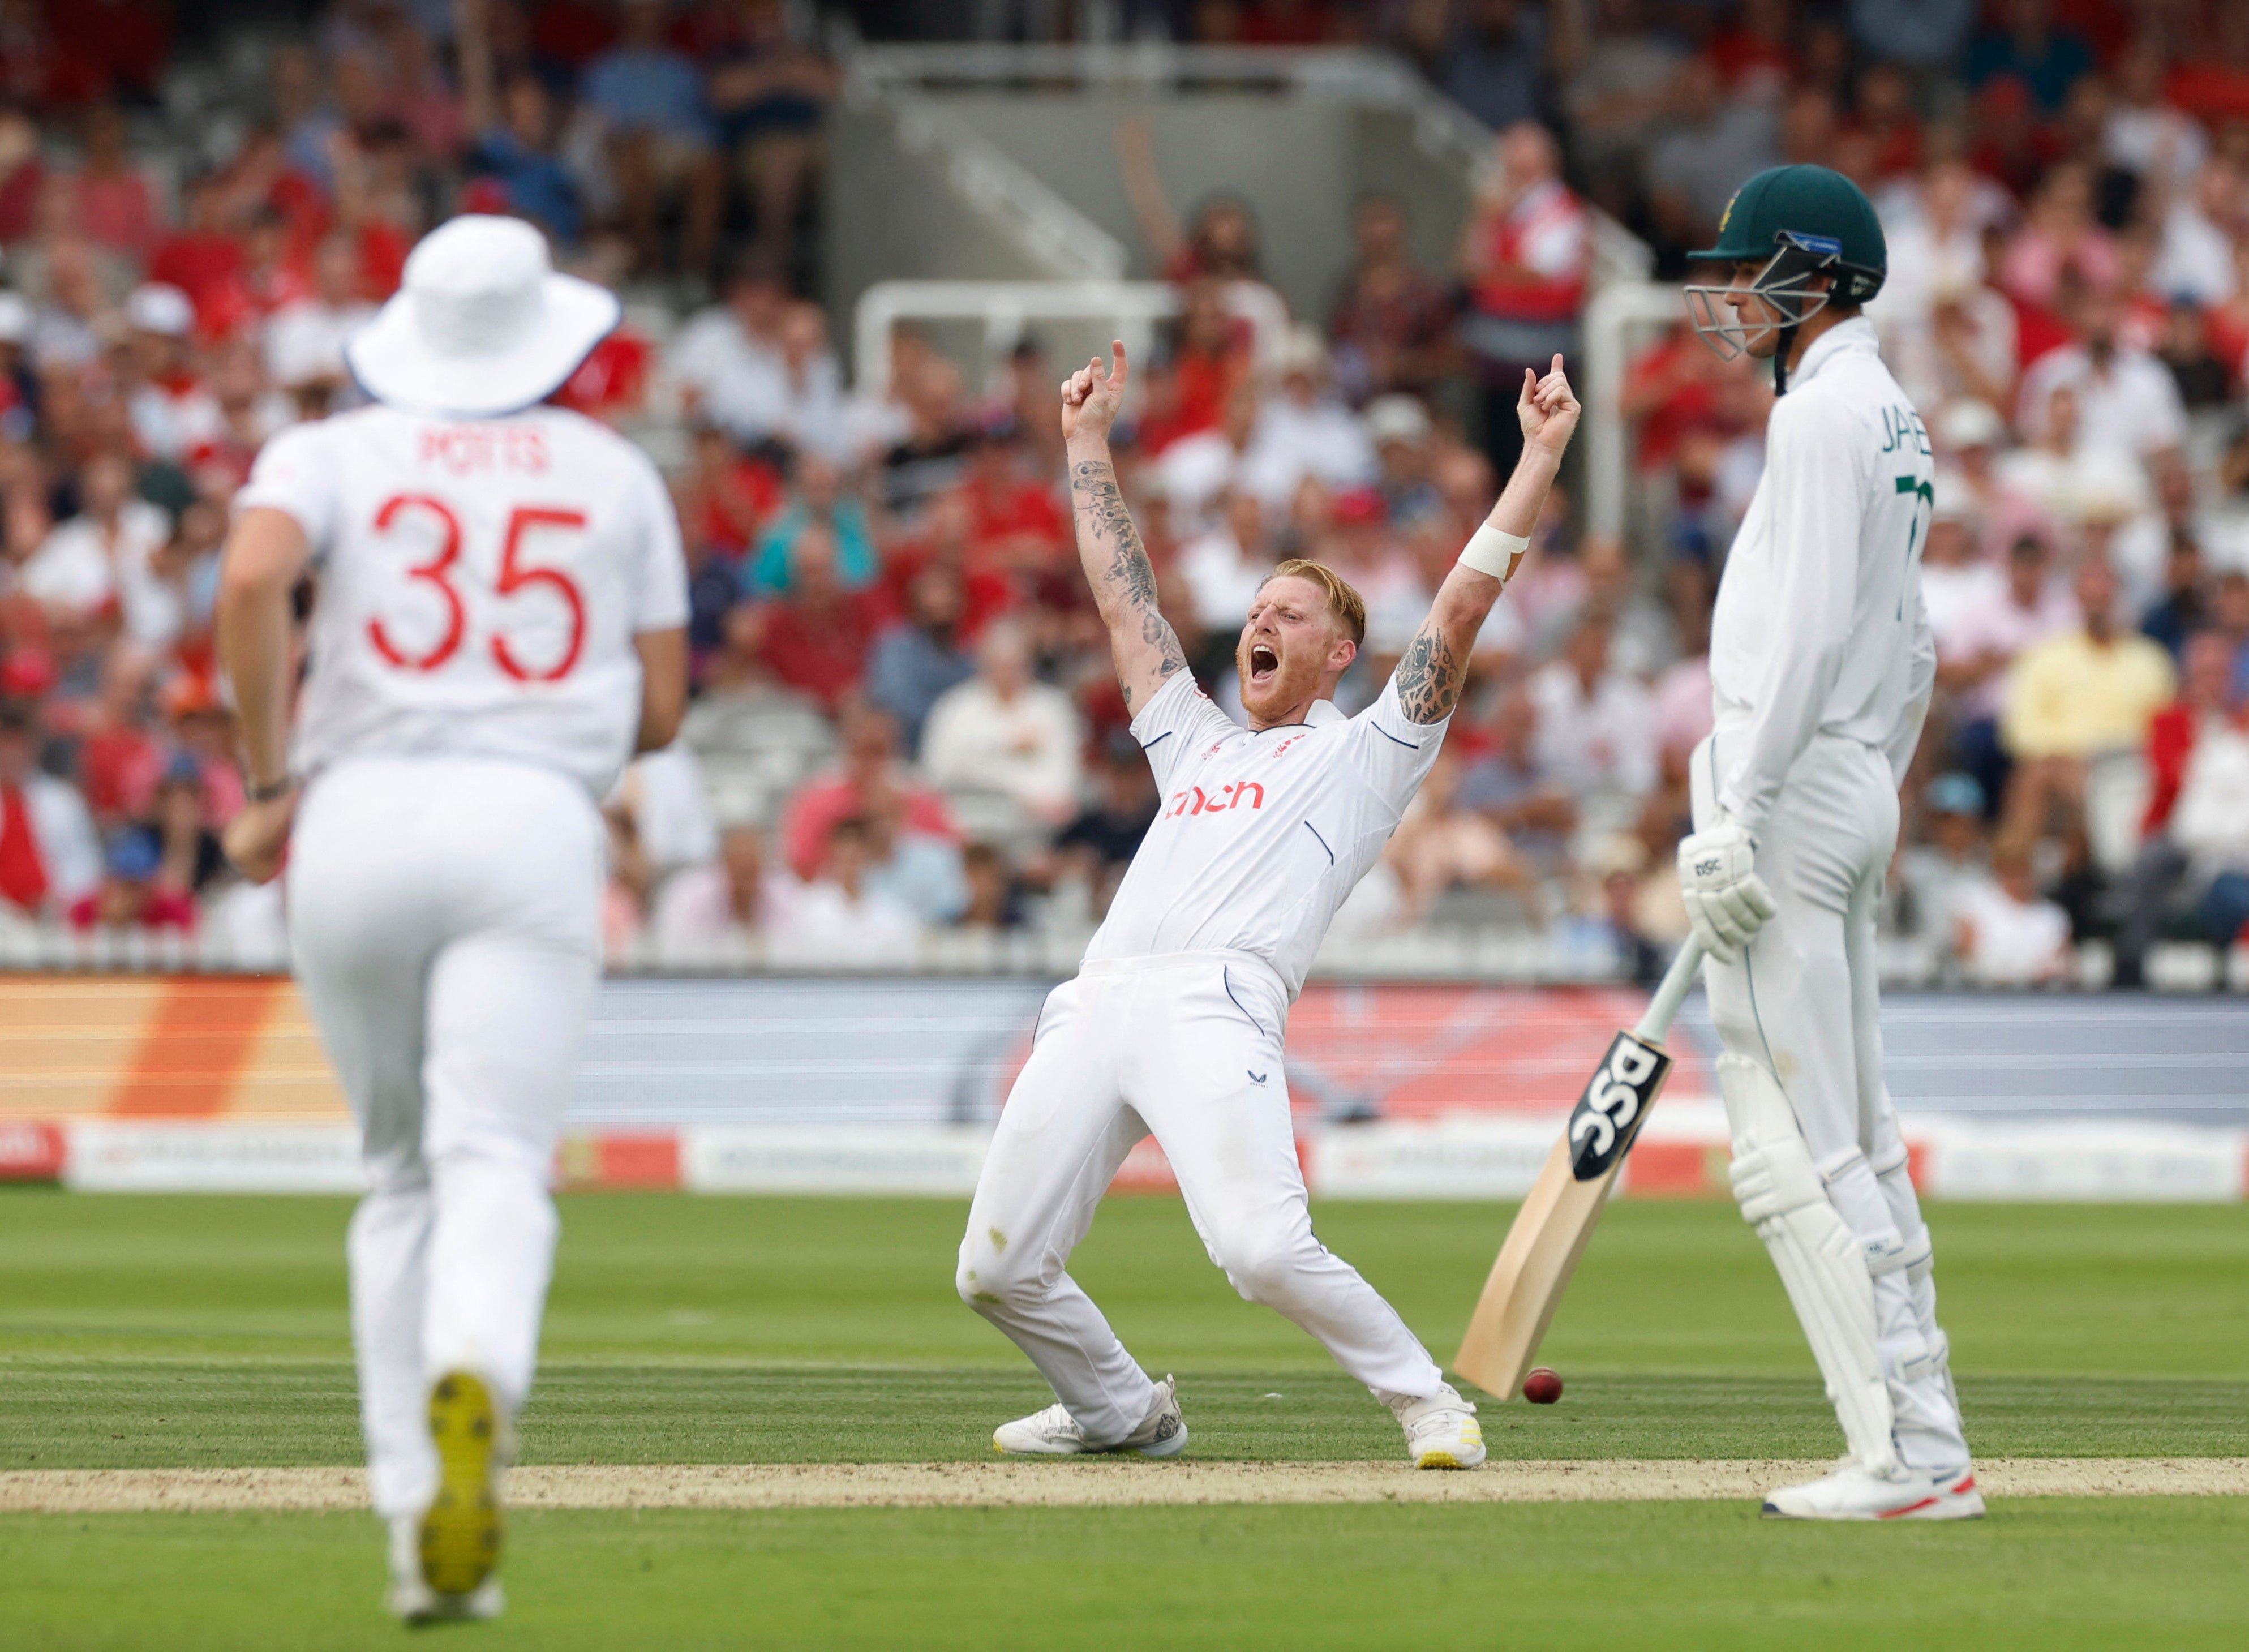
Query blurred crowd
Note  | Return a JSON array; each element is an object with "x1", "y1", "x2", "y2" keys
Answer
[{"x1": 0, "y1": 0, "x2": 2246, "y2": 986}]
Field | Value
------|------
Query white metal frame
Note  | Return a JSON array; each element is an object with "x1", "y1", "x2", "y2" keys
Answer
[
  {"x1": 853, "y1": 278, "x2": 1179, "y2": 401},
  {"x1": 1582, "y1": 281, "x2": 1687, "y2": 542}
]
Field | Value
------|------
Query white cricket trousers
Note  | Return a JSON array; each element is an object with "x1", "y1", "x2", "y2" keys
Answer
[
  {"x1": 1691, "y1": 733, "x2": 1969, "y2": 1468},
  {"x1": 956, "y1": 952, "x2": 1444, "y2": 1444},
  {"x1": 288, "y1": 756, "x2": 603, "y2": 1520}
]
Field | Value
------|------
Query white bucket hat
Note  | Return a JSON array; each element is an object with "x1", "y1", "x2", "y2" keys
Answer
[{"x1": 344, "y1": 216, "x2": 619, "y2": 419}]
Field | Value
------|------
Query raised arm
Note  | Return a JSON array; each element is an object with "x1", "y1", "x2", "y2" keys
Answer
[
  {"x1": 1394, "y1": 356, "x2": 1581, "y2": 723},
  {"x1": 1062, "y1": 343, "x2": 1188, "y2": 714}
]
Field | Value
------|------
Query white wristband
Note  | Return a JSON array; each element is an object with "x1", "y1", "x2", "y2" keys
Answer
[{"x1": 1459, "y1": 523, "x2": 1530, "y2": 583}]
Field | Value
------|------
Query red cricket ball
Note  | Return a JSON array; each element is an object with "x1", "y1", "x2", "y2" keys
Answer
[{"x1": 1522, "y1": 1367, "x2": 1564, "y2": 1405}]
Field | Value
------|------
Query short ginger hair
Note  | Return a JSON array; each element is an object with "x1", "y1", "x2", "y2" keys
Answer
[{"x1": 1263, "y1": 558, "x2": 1367, "y2": 646}]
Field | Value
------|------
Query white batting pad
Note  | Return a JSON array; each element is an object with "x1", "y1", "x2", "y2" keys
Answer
[{"x1": 1718, "y1": 1053, "x2": 1898, "y2": 1474}]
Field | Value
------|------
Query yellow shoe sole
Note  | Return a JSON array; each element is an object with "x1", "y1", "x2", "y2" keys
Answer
[{"x1": 420, "y1": 1370, "x2": 502, "y2": 1596}]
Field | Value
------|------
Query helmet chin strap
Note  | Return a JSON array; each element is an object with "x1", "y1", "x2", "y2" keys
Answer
[{"x1": 1774, "y1": 320, "x2": 1799, "y2": 394}]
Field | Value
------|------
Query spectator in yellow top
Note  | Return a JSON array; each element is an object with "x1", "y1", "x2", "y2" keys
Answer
[{"x1": 2000, "y1": 555, "x2": 2176, "y2": 841}]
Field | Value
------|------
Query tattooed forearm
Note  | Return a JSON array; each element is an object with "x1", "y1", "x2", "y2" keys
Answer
[
  {"x1": 1071, "y1": 457, "x2": 1187, "y2": 708},
  {"x1": 1393, "y1": 623, "x2": 1464, "y2": 724}
]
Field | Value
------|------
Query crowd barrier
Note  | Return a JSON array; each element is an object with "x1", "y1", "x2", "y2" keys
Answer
[{"x1": 0, "y1": 974, "x2": 2242, "y2": 1200}]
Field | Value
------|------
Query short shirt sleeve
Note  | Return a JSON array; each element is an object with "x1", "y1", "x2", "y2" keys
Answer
[
  {"x1": 1344, "y1": 674, "x2": 1449, "y2": 816},
  {"x1": 234, "y1": 420, "x2": 341, "y2": 561},
  {"x1": 1128, "y1": 669, "x2": 1236, "y2": 791},
  {"x1": 623, "y1": 445, "x2": 690, "y2": 633}
]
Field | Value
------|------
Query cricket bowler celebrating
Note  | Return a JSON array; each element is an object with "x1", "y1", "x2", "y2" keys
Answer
[
  {"x1": 218, "y1": 216, "x2": 690, "y2": 1615},
  {"x1": 1679, "y1": 166, "x2": 1978, "y2": 1518},
  {"x1": 956, "y1": 343, "x2": 1578, "y2": 1469}
]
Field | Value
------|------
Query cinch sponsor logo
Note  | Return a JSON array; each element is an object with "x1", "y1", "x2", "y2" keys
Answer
[{"x1": 1165, "y1": 780, "x2": 1265, "y2": 819}]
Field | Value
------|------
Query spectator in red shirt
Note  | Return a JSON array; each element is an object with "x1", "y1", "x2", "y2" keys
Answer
[
  {"x1": 677, "y1": 423, "x2": 784, "y2": 556},
  {"x1": 1457, "y1": 120, "x2": 1588, "y2": 474},
  {"x1": 1849, "y1": 62, "x2": 1924, "y2": 182},
  {"x1": 733, "y1": 522, "x2": 887, "y2": 710},
  {"x1": 148, "y1": 174, "x2": 250, "y2": 329},
  {"x1": 954, "y1": 431, "x2": 1068, "y2": 576},
  {"x1": 68, "y1": 102, "x2": 158, "y2": 264},
  {"x1": 1136, "y1": 278, "x2": 1254, "y2": 454},
  {"x1": 780, "y1": 703, "x2": 956, "y2": 881}
]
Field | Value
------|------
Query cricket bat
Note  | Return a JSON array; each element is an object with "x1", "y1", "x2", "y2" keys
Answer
[{"x1": 1453, "y1": 937, "x2": 1707, "y2": 1399}]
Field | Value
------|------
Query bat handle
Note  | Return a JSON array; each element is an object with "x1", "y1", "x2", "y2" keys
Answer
[{"x1": 1631, "y1": 937, "x2": 1706, "y2": 1046}]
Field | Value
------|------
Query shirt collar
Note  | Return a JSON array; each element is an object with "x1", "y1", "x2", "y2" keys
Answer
[
  {"x1": 1307, "y1": 698, "x2": 1347, "y2": 727},
  {"x1": 1791, "y1": 315, "x2": 1881, "y2": 389}
]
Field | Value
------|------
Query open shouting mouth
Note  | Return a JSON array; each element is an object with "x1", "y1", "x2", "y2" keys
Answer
[{"x1": 1248, "y1": 642, "x2": 1280, "y2": 688}]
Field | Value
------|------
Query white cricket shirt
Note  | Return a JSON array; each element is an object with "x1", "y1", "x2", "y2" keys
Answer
[
  {"x1": 1083, "y1": 671, "x2": 1448, "y2": 999},
  {"x1": 1709, "y1": 317, "x2": 1937, "y2": 833},
  {"x1": 236, "y1": 404, "x2": 689, "y2": 799}
]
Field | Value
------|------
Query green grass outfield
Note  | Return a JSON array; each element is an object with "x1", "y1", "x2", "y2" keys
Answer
[{"x1": 2, "y1": 1190, "x2": 2246, "y2": 1647}]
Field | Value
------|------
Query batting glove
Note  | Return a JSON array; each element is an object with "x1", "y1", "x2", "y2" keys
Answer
[{"x1": 1676, "y1": 816, "x2": 1777, "y2": 966}]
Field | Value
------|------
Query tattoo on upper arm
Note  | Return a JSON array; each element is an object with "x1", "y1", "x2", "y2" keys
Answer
[
  {"x1": 1071, "y1": 459, "x2": 1186, "y2": 708},
  {"x1": 1393, "y1": 622, "x2": 1463, "y2": 724}
]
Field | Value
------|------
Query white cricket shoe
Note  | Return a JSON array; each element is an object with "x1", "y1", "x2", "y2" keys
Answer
[
  {"x1": 1761, "y1": 1460, "x2": 1985, "y2": 1521},
  {"x1": 387, "y1": 1514, "x2": 505, "y2": 1623},
  {"x1": 1387, "y1": 1383, "x2": 1486, "y2": 1470},
  {"x1": 993, "y1": 1374, "x2": 1189, "y2": 1457}
]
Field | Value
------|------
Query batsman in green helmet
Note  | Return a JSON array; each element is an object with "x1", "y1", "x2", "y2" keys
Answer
[
  {"x1": 1674, "y1": 165, "x2": 1981, "y2": 1521},
  {"x1": 1683, "y1": 162, "x2": 1888, "y2": 393}
]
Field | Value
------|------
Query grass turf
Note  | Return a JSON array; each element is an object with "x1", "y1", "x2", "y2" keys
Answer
[
  {"x1": 1, "y1": 1191, "x2": 2243, "y2": 1469},
  {"x1": 4, "y1": 1501, "x2": 2247, "y2": 1651},
  {"x1": 3, "y1": 1190, "x2": 2246, "y2": 1647}
]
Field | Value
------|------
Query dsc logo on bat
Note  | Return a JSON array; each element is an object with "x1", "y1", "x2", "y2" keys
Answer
[{"x1": 1565, "y1": 1032, "x2": 1672, "y2": 1182}]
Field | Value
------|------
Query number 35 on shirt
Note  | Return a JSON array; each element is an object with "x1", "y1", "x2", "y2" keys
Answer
[{"x1": 366, "y1": 494, "x2": 590, "y2": 683}]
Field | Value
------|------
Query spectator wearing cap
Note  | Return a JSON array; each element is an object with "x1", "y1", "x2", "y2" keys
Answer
[
  {"x1": 866, "y1": 565, "x2": 976, "y2": 758},
  {"x1": 2001, "y1": 555, "x2": 2177, "y2": 840},
  {"x1": 1328, "y1": 195, "x2": 1455, "y2": 406},
  {"x1": 1363, "y1": 395, "x2": 1443, "y2": 527},
  {"x1": 1238, "y1": 325, "x2": 1377, "y2": 514},
  {"x1": 583, "y1": 0, "x2": 724, "y2": 280},
  {"x1": 264, "y1": 234, "x2": 377, "y2": 397},
  {"x1": 1896, "y1": 771, "x2": 1989, "y2": 945},
  {"x1": 68, "y1": 827, "x2": 195, "y2": 933},
  {"x1": 1457, "y1": 121, "x2": 1590, "y2": 474},
  {"x1": 0, "y1": 702, "x2": 98, "y2": 923},
  {"x1": 921, "y1": 620, "x2": 1084, "y2": 825},
  {"x1": 119, "y1": 284, "x2": 213, "y2": 464}
]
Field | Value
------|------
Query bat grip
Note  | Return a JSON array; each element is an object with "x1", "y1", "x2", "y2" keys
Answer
[{"x1": 1630, "y1": 937, "x2": 1706, "y2": 1046}]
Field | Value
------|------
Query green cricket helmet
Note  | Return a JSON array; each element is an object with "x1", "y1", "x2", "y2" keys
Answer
[{"x1": 1683, "y1": 165, "x2": 1887, "y2": 368}]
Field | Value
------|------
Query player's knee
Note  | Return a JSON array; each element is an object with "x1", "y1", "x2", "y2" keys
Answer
[
  {"x1": 955, "y1": 1234, "x2": 1032, "y2": 1316},
  {"x1": 1210, "y1": 1223, "x2": 1308, "y2": 1308}
]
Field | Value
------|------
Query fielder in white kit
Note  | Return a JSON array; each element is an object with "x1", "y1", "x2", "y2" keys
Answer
[
  {"x1": 1679, "y1": 165, "x2": 1978, "y2": 1519},
  {"x1": 958, "y1": 342, "x2": 1579, "y2": 1468},
  {"x1": 217, "y1": 216, "x2": 689, "y2": 1615}
]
